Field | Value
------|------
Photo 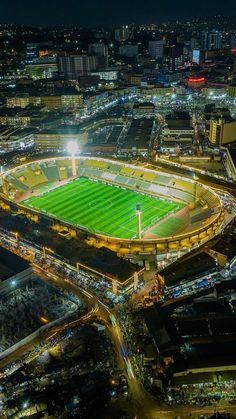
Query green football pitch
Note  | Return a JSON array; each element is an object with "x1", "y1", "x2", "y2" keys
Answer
[{"x1": 23, "y1": 177, "x2": 183, "y2": 239}]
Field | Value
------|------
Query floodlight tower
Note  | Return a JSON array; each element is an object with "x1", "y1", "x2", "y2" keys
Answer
[
  {"x1": 136, "y1": 204, "x2": 142, "y2": 240},
  {"x1": 67, "y1": 141, "x2": 78, "y2": 177},
  {"x1": 193, "y1": 174, "x2": 199, "y2": 206}
]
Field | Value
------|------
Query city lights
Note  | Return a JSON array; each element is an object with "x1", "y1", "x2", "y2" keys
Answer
[{"x1": 0, "y1": 11, "x2": 235, "y2": 419}]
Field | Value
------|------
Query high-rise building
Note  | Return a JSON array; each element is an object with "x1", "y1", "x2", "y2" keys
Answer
[
  {"x1": 25, "y1": 56, "x2": 58, "y2": 79},
  {"x1": 201, "y1": 31, "x2": 222, "y2": 51},
  {"x1": 25, "y1": 44, "x2": 38, "y2": 64},
  {"x1": 114, "y1": 26, "x2": 130, "y2": 42},
  {"x1": 88, "y1": 43, "x2": 108, "y2": 66},
  {"x1": 228, "y1": 84, "x2": 236, "y2": 98},
  {"x1": 163, "y1": 44, "x2": 184, "y2": 71},
  {"x1": 148, "y1": 40, "x2": 165, "y2": 59},
  {"x1": 230, "y1": 33, "x2": 236, "y2": 48},
  {"x1": 58, "y1": 54, "x2": 99, "y2": 77},
  {"x1": 190, "y1": 37, "x2": 199, "y2": 51},
  {"x1": 209, "y1": 118, "x2": 236, "y2": 146}
]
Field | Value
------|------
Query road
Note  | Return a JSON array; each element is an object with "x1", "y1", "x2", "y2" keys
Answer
[
  {"x1": 31, "y1": 265, "x2": 236, "y2": 419},
  {"x1": 32, "y1": 265, "x2": 161, "y2": 419}
]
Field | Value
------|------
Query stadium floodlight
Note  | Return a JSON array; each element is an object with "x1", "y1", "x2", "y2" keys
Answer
[
  {"x1": 67, "y1": 140, "x2": 78, "y2": 155},
  {"x1": 136, "y1": 204, "x2": 142, "y2": 240},
  {"x1": 67, "y1": 141, "x2": 78, "y2": 177}
]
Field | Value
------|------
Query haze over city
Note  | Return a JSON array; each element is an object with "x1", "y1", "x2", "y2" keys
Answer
[{"x1": 1, "y1": 0, "x2": 236, "y2": 25}]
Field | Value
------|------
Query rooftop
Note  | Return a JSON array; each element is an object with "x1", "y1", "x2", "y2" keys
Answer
[
  {"x1": 159, "y1": 251, "x2": 216, "y2": 286},
  {"x1": 228, "y1": 145, "x2": 236, "y2": 167},
  {"x1": 143, "y1": 281, "x2": 236, "y2": 381},
  {"x1": 122, "y1": 118, "x2": 154, "y2": 150},
  {"x1": 0, "y1": 126, "x2": 36, "y2": 138},
  {"x1": 133, "y1": 102, "x2": 155, "y2": 109},
  {"x1": 165, "y1": 119, "x2": 192, "y2": 130},
  {"x1": 0, "y1": 212, "x2": 139, "y2": 283},
  {"x1": 38, "y1": 125, "x2": 82, "y2": 135},
  {"x1": 0, "y1": 106, "x2": 45, "y2": 117},
  {"x1": 0, "y1": 246, "x2": 30, "y2": 282}
]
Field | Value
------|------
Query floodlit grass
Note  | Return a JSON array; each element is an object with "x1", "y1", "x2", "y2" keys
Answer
[{"x1": 23, "y1": 177, "x2": 183, "y2": 239}]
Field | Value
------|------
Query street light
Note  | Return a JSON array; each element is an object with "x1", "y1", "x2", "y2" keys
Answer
[
  {"x1": 67, "y1": 141, "x2": 78, "y2": 177},
  {"x1": 11, "y1": 231, "x2": 19, "y2": 241},
  {"x1": 42, "y1": 246, "x2": 53, "y2": 259}
]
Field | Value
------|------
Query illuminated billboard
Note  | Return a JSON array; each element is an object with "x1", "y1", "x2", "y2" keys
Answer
[{"x1": 192, "y1": 49, "x2": 200, "y2": 64}]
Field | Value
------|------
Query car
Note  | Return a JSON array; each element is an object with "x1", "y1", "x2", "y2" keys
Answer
[
  {"x1": 122, "y1": 385, "x2": 128, "y2": 396},
  {"x1": 120, "y1": 375, "x2": 127, "y2": 385},
  {"x1": 110, "y1": 389, "x2": 117, "y2": 398}
]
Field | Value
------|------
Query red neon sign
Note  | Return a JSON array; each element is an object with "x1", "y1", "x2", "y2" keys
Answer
[{"x1": 188, "y1": 77, "x2": 205, "y2": 83}]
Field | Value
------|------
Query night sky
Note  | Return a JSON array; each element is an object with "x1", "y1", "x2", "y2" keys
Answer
[{"x1": 1, "y1": 0, "x2": 236, "y2": 26}]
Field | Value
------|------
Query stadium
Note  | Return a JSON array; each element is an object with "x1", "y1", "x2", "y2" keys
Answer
[{"x1": 1, "y1": 157, "x2": 224, "y2": 263}]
